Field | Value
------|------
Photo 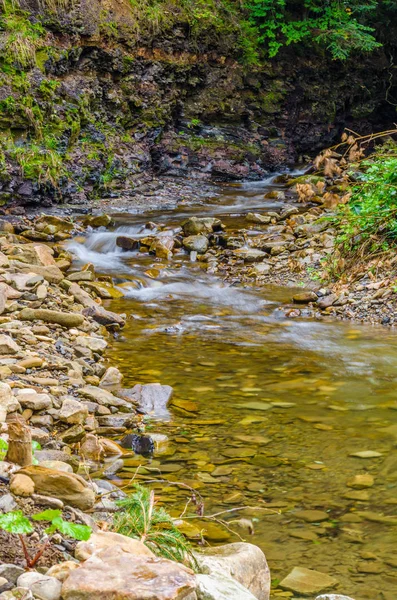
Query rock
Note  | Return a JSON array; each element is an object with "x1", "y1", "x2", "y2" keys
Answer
[
  {"x1": 0, "y1": 587, "x2": 33, "y2": 600},
  {"x1": 62, "y1": 547, "x2": 196, "y2": 600},
  {"x1": 39, "y1": 460, "x2": 73, "y2": 473},
  {"x1": 78, "y1": 386, "x2": 128, "y2": 408},
  {"x1": 182, "y1": 217, "x2": 222, "y2": 236},
  {"x1": 195, "y1": 542, "x2": 270, "y2": 600},
  {"x1": 120, "y1": 433, "x2": 154, "y2": 456},
  {"x1": 246, "y1": 213, "x2": 271, "y2": 225},
  {"x1": 82, "y1": 306, "x2": 125, "y2": 328},
  {"x1": 17, "y1": 389, "x2": 52, "y2": 411},
  {"x1": 46, "y1": 563, "x2": 80, "y2": 583},
  {"x1": 0, "y1": 383, "x2": 20, "y2": 422},
  {"x1": 183, "y1": 235, "x2": 209, "y2": 254},
  {"x1": 57, "y1": 425, "x2": 86, "y2": 444},
  {"x1": 75, "y1": 336, "x2": 107, "y2": 353},
  {"x1": 0, "y1": 335, "x2": 20, "y2": 355},
  {"x1": 196, "y1": 573, "x2": 257, "y2": 600},
  {"x1": 315, "y1": 596, "x2": 355, "y2": 600},
  {"x1": 19, "y1": 309, "x2": 84, "y2": 328},
  {"x1": 279, "y1": 567, "x2": 338, "y2": 596},
  {"x1": 18, "y1": 466, "x2": 95, "y2": 510},
  {"x1": 83, "y1": 215, "x2": 112, "y2": 228},
  {"x1": 99, "y1": 367, "x2": 123, "y2": 388},
  {"x1": 74, "y1": 531, "x2": 154, "y2": 561},
  {"x1": 59, "y1": 397, "x2": 88, "y2": 425},
  {"x1": 10, "y1": 474, "x2": 35, "y2": 497},
  {"x1": 116, "y1": 236, "x2": 140, "y2": 251},
  {"x1": 0, "y1": 565, "x2": 25, "y2": 584},
  {"x1": 79, "y1": 435, "x2": 104, "y2": 461},
  {"x1": 17, "y1": 572, "x2": 62, "y2": 600},
  {"x1": 349, "y1": 450, "x2": 383, "y2": 458},
  {"x1": 125, "y1": 383, "x2": 173, "y2": 419},
  {"x1": 317, "y1": 293, "x2": 338, "y2": 309},
  {"x1": 34, "y1": 450, "x2": 79, "y2": 472},
  {"x1": 293, "y1": 291, "x2": 318, "y2": 304},
  {"x1": 294, "y1": 510, "x2": 329, "y2": 523},
  {"x1": 347, "y1": 474, "x2": 374, "y2": 489},
  {"x1": 10, "y1": 262, "x2": 64, "y2": 283},
  {"x1": 233, "y1": 248, "x2": 267, "y2": 263},
  {"x1": 0, "y1": 493, "x2": 18, "y2": 512}
]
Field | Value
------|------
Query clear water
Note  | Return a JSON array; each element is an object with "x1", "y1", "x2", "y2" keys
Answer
[{"x1": 68, "y1": 176, "x2": 397, "y2": 600}]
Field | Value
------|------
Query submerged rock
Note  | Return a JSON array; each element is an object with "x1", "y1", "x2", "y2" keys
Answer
[
  {"x1": 120, "y1": 434, "x2": 155, "y2": 456},
  {"x1": 279, "y1": 567, "x2": 338, "y2": 596},
  {"x1": 125, "y1": 383, "x2": 173, "y2": 419}
]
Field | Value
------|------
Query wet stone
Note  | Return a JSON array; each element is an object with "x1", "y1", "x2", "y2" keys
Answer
[{"x1": 279, "y1": 567, "x2": 338, "y2": 596}]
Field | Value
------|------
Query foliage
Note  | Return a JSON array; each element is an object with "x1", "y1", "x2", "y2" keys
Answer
[
  {"x1": 0, "y1": 0, "x2": 45, "y2": 69},
  {"x1": 330, "y1": 142, "x2": 397, "y2": 269},
  {"x1": 113, "y1": 484, "x2": 197, "y2": 569},
  {"x1": 0, "y1": 509, "x2": 91, "y2": 568},
  {"x1": 245, "y1": 0, "x2": 381, "y2": 60}
]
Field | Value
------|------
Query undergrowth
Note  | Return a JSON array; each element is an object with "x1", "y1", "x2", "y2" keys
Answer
[
  {"x1": 113, "y1": 484, "x2": 197, "y2": 569},
  {"x1": 328, "y1": 140, "x2": 397, "y2": 275}
]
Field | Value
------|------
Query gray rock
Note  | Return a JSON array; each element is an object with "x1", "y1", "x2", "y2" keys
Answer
[
  {"x1": 0, "y1": 587, "x2": 33, "y2": 600},
  {"x1": 0, "y1": 565, "x2": 25, "y2": 584},
  {"x1": 59, "y1": 397, "x2": 88, "y2": 425},
  {"x1": 0, "y1": 493, "x2": 18, "y2": 512},
  {"x1": 183, "y1": 235, "x2": 209, "y2": 254},
  {"x1": 124, "y1": 383, "x2": 173, "y2": 420},
  {"x1": 0, "y1": 335, "x2": 20, "y2": 355},
  {"x1": 17, "y1": 573, "x2": 62, "y2": 600}
]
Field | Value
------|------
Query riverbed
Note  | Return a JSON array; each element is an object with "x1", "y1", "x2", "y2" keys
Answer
[{"x1": 68, "y1": 176, "x2": 397, "y2": 600}]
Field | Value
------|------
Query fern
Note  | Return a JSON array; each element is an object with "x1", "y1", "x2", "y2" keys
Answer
[{"x1": 113, "y1": 485, "x2": 197, "y2": 569}]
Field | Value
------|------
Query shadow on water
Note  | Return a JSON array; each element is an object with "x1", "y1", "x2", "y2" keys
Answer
[{"x1": 68, "y1": 175, "x2": 397, "y2": 600}]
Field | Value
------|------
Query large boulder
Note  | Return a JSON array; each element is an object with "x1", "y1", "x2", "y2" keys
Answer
[
  {"x1": 82, "y1": 305, "x2": 125, "y2": 328},
  {"x1": 195, "y1": 543, "x2": 270, "y2": 600},
  {"x1": 62, "y1": 547, "x2": 196, "y2": 600},
  {"x1": 18, "y1": 466, "x2": 95, "y2": 510},
  {"x1": 74, "y1": 531, "x2": 154, "y2": 561},
  {"x1": 123, "y1": 383, "x2": 173, "y2": 419}
]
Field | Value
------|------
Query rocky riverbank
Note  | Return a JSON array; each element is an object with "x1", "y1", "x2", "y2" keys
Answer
[{"x1": 0, "y1": 213, "x2": 278, "y2": 600}]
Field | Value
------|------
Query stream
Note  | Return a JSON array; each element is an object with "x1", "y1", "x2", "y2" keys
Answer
[{"x1": 68, "y1": 175, "x2": 397, "y2": 600}]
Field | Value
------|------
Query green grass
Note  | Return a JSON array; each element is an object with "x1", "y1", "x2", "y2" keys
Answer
[{"x1": 113, "y1": 484, "x2": 197, "y2": 569}]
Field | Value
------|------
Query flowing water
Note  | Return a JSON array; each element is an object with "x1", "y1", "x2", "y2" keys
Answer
[{"x1": 68, "y1": 176, "x2": 397, "y2": 600}]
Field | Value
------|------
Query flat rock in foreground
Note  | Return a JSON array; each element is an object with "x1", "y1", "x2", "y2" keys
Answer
[
  {"x1": 62, "y1": 547, "x2": 196, "y2": 600},
  {"x1": 279, "y1": 567, "x2": 338, "y2": 596}
]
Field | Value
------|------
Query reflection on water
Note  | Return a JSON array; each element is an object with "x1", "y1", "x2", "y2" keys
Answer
[{"x1": 68, "y1": 177, "x2": 397, "y2": 600}]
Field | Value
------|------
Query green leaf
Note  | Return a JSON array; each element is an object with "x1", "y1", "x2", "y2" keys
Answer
[
  {"x1": 32, "y1": 509, "x2": 62, "y2": 522},
  {"x1": 31, "y1": 441, "x2": 41, "y2": 452},
  {"x1": 51, "y1": 516, "x2": 92, "y2": 541},
  {"x1": 0, "y1": 511, "x2": 34, "y2": 535}
]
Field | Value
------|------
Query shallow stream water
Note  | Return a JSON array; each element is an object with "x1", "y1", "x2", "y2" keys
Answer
[{"x1": 68, "y1": 176, "x2": 397, "y2": 600}]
